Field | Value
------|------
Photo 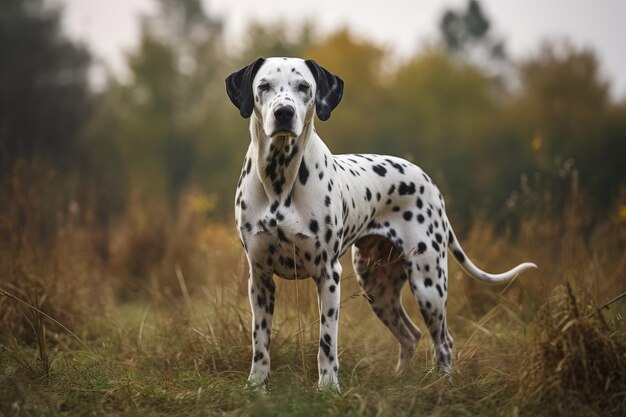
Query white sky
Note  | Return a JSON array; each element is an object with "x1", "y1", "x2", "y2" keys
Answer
[{"x1": 55, "y1": 0, "x2": 626, "y2": 98}]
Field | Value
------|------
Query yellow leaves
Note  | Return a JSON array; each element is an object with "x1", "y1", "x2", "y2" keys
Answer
[
  {"x1": 530, "y1": 134, "x2": 543, "y2": 151},
  {"x1": 304, "y1": 29, "x2": 386, "y2": 88},
  {"x1": 186, "y1": 192, "x2": 218, "y2": 215}
]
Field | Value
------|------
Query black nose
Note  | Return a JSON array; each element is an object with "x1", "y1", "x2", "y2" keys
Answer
[{"x1": 274, "y1": 105, "x2": 295, "y2": 122}]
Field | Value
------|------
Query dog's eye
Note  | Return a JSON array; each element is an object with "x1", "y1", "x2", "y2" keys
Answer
[
  {"x1": 258, "y1": 83, "x2": 270, "y2": 92},
  {"x1": 298, "y1": 82, "x2": 310, "y2": 93}
]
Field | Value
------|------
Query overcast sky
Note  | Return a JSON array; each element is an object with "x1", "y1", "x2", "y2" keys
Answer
[{"x1": 55, "y1": 0, "x2": 626, "y2": 98}]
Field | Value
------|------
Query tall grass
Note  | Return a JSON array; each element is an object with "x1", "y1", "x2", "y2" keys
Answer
[{"x1": 0, "y1": 164, "x2": 624, "y2": 416}]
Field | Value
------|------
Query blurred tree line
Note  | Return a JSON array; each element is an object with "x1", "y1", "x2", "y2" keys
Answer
[{"x1": 2, "y1": 0, "x2": 625, "y2": 231}]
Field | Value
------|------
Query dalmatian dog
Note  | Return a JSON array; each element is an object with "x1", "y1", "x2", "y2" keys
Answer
[{"x1": 225, "y1": 57, "x2": 536, "y2": 391}]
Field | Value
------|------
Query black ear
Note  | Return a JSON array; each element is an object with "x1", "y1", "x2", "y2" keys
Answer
[
  {"x1": 225, "y1": 58, "x2": 265, "y2": 118},
  {"x1": 305, "y1": 60, "x2": 344, "y2": 121}
]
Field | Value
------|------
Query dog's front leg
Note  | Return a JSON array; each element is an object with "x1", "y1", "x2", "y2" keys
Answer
[
  {"x1": 247, "y1": 265, "x2": 276, "y2": 389},
  {"x1": 315, "y1": 260, "x2": 342, "y2": 391}
]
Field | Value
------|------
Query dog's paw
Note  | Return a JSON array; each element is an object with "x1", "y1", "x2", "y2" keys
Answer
[
  {"x1": 244, "y1": 375, "x2": 268, "y2": 393},
  {"x1": 317, "y1": 382, "x2": 341, "y2": 395},
  {"x1": 317, "y1": 374, "x2": 341, "y2": 394}
]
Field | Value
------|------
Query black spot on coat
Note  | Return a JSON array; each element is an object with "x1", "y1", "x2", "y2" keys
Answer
[
  {"x1": 398, "y1": 182, "x2": 416, "y2": 195},
  {"x1": 372, "y1": 165, "x2": 387, "y2": 177},
  {"x1": 298, "y1": 159, "x2": 309, "y2": 185}
]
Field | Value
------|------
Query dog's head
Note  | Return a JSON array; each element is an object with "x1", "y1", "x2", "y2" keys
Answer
[{"x1": 226, "y1": 57, "x2": 344, "y2": 139}]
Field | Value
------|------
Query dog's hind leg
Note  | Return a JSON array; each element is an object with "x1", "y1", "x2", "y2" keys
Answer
[
  {"x1": 352, "y1": 236, "x2": 422, "y2": 372},
  {"x1": 404, "y1": 248, "x2": 453, "y2": 376}
]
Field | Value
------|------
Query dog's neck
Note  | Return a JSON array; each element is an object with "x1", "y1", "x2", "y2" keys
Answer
[{"x1": 249, "y1": 118, "x2": 315, "y2": 201}]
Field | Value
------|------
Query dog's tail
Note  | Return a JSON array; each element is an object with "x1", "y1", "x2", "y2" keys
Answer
[{"x1": 447, "y1": 226, "x2": 537, "y2": 283}]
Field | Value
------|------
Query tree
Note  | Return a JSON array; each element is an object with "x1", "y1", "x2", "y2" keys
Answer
[
  {"x1": 386, "y1": 49, "x2": 515, "y2": 223},
  {"x1": 0, "y1": 0, "x2": 91, "y2": 172},
  {"x1": 83, "y1": 0, "x2": 228, "y2": 209},
  {"x1": 507, "y1": 41, "x2": 625, "y2": 210},
  {"x1": 304, "y1": 30, "x2": 388, "y2": 153},
  {"x1": 239, "y1": 20, "x2": 314, "y2": 61},
  {"x1": 439, "y1": 0, "x2": 509, "y2": 78}
]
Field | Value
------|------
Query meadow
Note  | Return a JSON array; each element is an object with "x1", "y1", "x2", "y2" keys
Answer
[
  {"x1": 0, "y1": 166, "x2": 624, "y2": 417},
  {"x1": 2, "y1": 1, "x2": 626, "y2": 415}
]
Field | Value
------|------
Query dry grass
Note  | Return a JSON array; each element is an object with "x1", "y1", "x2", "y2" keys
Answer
[
  {"x1": 0, "y1": 165, "x2": 625, "y2": 416},
  {"x1": 517, "y1": 283, "x2": 626, "y2": 414},
  {"x1": 0, "y1": 162, "x2": 113, "y2": 344}
]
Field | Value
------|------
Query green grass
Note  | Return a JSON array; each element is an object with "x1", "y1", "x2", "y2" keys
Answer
[
  {"x1": 2, "y1": 278, "x2": 624, "y2": 416},
  {"x1": 0, "y1": 305, "x2": 518, "y2": 417}
]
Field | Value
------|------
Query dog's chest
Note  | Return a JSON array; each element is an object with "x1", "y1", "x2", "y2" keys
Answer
[
  {"x1": 239, "y1": 201, "x2": 330, "y2": 279},
  {"x1": 237, "y1": 157, "x2": 344, "y2": 279}
]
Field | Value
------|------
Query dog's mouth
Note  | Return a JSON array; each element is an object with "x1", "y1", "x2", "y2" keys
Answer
[{"x1": 268, "y1": 129, "x2": 297, "y2": 140}]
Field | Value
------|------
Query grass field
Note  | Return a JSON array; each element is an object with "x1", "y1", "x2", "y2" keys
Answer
[{"x1": 1, "y1": 172, "x2": 625, "y2": 416}]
